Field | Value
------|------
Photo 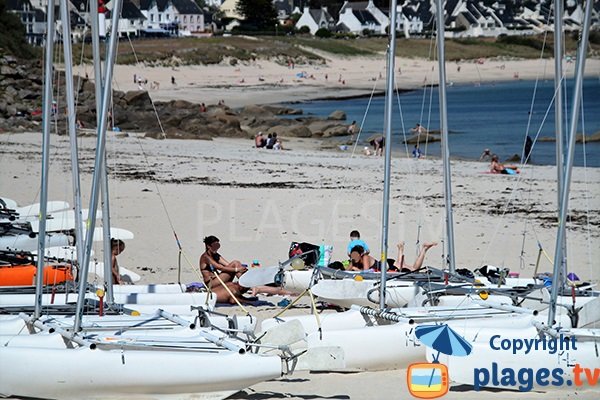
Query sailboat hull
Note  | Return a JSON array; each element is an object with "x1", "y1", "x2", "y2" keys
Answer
[{"x1": 0, "y1": 345, "x2": 282, "y2": 399}]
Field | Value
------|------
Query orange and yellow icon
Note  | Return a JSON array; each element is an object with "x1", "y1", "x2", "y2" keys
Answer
[{"x1": 407, "y1": 362, "x2": 449, "y2": 399}]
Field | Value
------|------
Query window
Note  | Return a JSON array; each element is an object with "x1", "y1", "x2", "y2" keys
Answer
[
  {"x1": 150, "y1": 14, "x2": 154, "y2": 22},
  {"x1": 183, "y1": 16, "x2": 187, "y2": 23},
  {"x1": 159, "y1": 14, "x2": 162, "y2": 22}
]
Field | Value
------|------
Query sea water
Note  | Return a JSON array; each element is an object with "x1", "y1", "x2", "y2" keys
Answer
[{"x1": 285, "y1": 78, "x2": 600, "y2": 167}]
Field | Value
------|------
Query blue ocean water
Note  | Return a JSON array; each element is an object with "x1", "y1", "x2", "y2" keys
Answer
[{"x1": 286, "y1": 78, "x2": 600, "y2": 167}]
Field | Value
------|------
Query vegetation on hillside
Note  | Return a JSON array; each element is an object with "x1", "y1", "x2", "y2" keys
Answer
[
  {"x1": 0, "y1": 0, "x2": 37, "y2": 59},
  {"x1": 70, "y1": 33, "x2": 598, "y2": 66}
]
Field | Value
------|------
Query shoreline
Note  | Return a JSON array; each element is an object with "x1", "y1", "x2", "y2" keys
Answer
[{"x1": 72, "y1": 58, "x2": 600, "y2": 108}]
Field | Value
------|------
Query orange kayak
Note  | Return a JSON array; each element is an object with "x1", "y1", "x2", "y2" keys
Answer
[{"x1": 0, "y1": 264, "x2": 74, "y2": 286}]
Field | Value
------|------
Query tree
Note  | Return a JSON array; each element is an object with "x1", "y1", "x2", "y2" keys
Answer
[
  {"x1": 0, "y1": 0, "x2": 35, "y2": 58},
  {"x1": 236, "y1": 0, "x2": 278, "y2": 31}
]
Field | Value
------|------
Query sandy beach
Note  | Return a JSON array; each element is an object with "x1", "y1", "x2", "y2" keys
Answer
[
  {"x1": 1, "y1": 130, "x2": 599, "y2": 399},
  {"x1": 3, "y1": 53, "x2": 600, "y2": 399},
  {"x1": 73, "y1": 56, "x2": 600, "y2": 107}
]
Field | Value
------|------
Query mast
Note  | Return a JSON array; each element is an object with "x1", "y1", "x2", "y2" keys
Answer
[
  {"x1": 547, "y1": 0, "x2": 592, "y2": 326},
  {"x1": 98, "y1": 0, "x2": 115, "y2": 304},
  {"x1": 89, "y1": 0, "x2": 115, "y2": 303},
  {"x1": 74, "y1": 0, "x2": 124, "y2": 332},
  {"x1": 553, "y1": 0, "x2": 568, "y2": 283},
  {"x1": 435, "y1": 0, "x2": 456, "y2": 273},
  {"x1": 379, "y1": 0, "x2": 399, "y2": 310},
  {"x1": 35, "y1": 0, "x2": 56, "y2": 320},
  {"x1": 59, "y1": 0, "x2": 85, "y2": 276}
]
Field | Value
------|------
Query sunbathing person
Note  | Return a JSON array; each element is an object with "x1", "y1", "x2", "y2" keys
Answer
[
  {"x1": 199, "y1": 235, "x2": 247, "y2": 289},
  {"x1": 393, "y1": 241, "x2": 438, "y2": 272},
  {"x1": 349, "y1": 245, "x2": 378, "y2": 271},
  {"x1": 490, "y1": 154, "x2": 520, "y2": 175}
]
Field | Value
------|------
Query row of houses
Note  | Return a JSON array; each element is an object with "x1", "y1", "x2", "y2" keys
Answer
[
  {"x1": 293, "y1": 0, "x2": 600, "y2": 38},
  {"x1": 7, "y1": 0, "x2": 210, "y2": 45},
  {"x1": 7, "y1": 0, "x2": 600, "y2": 45}
]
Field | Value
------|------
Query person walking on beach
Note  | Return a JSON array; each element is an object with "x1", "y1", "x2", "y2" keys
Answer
[
  {"x1": 171, "y1": 76, "x2": 176, "y2": 85},
  {"x1": 412, "y1": 144, "x2": 423, "y2": 159},
  {"x1": 523, "y1": 136, "x2": 533, "y2": 163}
]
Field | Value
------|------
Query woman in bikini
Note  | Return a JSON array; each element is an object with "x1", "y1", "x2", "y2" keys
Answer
[
  {"x1": 199, "y1": 235, "x2": 247, "y2": 289},
  {"x1": 349, "y1": 245, "x2": 378, "y2": 271}
]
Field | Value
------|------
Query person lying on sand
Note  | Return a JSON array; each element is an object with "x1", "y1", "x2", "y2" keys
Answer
[
  {"x1": 393, "y1": 241, "x2": 438, "y2": 272},
  {"x1": 490, "y1": 154, "x2": 520, "y2": 175},
  {"x1": 349, "y1": 245, "x2": 378, "y2": 271}
]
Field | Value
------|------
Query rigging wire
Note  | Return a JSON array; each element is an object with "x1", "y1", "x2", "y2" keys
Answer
[{"x1": 479, "y1": 71, "x2": 571, "y2": 269}]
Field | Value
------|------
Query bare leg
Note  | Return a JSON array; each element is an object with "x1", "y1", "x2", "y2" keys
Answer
[
  {"x1": 208, "y1": 272, "x2": 234, "y2": 288},
  {"x1": 394, "y1": 242, "x2": 408, "y2": 270},
  {"x1": 411, "y1": 242, "x2": 438, "y2": 271},
  {"x1": 227, "y1": 260, "x2": 246, "y2": 279},
  {"x1": 361, "y1": 254, "x2": 372, "y2": 270},
  {"x1": 251, "y1": 286, "x2": 295, "y2": 296}
]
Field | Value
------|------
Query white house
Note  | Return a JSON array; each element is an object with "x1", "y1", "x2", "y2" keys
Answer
[
  {"x1": 337, "y1": 1, "x2": 388, "y2": 34},
  {"x1": 139, "y1": 0, "x2": 204, "y2": 35},
  {"x1": 295, "y1": 6, "x2": 335, "y2": 34},
  {"x1": 106, "y1": 0, "x2": 146, "y2": 37}
]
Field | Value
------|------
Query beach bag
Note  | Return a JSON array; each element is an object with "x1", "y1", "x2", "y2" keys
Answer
[{"x1": 288, "y1": 242, "x2": 320, "y2": 266}]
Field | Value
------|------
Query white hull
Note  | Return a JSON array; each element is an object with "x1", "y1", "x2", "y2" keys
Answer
[
  {"x1": 0, "y1": 344, "x2": 282, "y2": 399},
  {"x1": 283, "y1": 270, "x2": 314, "y2": 293},
  {"x1": 15, "y1": 201, "x2": 69, "y2": 217},
  {"x1": 0, "y1": 233, "x2": 70, "y2": 251},
  {"x1": 310, "y1": 278, "x2": 419, "y2": 308},
  {"x1": 0, "y1": 290, "x2": 215, "y2": 308},
  {"x1": 259, "y1": 297, "x2": 589, "y2": 372}
]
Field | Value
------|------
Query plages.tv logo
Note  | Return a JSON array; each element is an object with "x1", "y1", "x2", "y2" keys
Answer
[
  {"x1": 407, "y1": 324, "x2": 472, "y2": 399},
  {"x1": 474, "y1": 334, "x2": 599, "y2": 391}
]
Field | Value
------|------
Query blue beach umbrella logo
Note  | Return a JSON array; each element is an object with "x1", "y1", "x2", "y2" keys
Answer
[
  {"x1": 415, "y1": 324, "x2": 473, "y2": 361},
  {"x1": 407, "y1": 324, "x2": 473, "y2": 399}
]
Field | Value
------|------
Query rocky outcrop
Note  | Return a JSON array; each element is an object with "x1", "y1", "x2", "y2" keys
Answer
[{"x1": 0, "y1": 56, "x2": 351, "y2": 141}]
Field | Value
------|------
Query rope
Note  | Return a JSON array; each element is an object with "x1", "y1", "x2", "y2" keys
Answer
[
  {"x1": 578, "y1": 90, "x2": 594, "y2": 282},
  {"x1": 210, "y1": 270, "x2": 249, "y2": 315},
  {"x1": 320, "y1": 62, "x2": 385, "y2": 245},
  {"x1": 272, "y1": 287, "x2": 310, "y2": 319}
]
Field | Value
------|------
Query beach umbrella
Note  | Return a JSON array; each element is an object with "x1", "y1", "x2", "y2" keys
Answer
[{"x1": 415, "y1": 324, "x2": 472, "y2": 360}]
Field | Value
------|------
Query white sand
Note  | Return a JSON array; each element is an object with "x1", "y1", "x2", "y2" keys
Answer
[
  {"x1": 3, "y1": 54, "x2": 600, "y2": 398},
  {"x1": 73, "y1": 57, "x2": 600, "y2": 107}
]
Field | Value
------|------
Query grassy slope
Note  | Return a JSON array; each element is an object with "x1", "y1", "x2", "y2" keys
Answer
[{"x1": 72, "y1": 34, "x2": 599, "y2": 66}]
